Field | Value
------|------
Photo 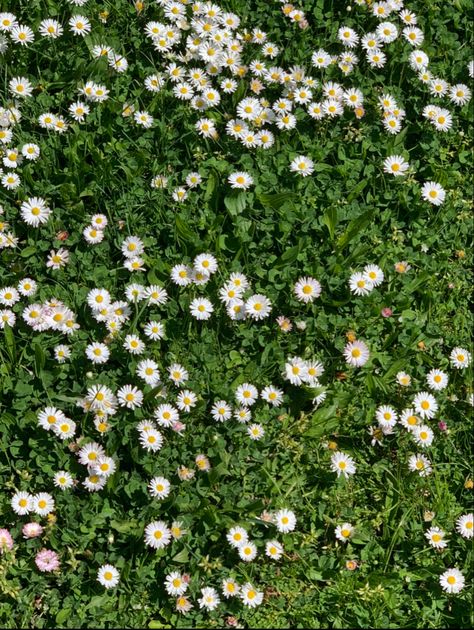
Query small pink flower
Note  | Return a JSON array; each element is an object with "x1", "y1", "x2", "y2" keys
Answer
[
  {"x1": 438, "y1": 421, "x2": 448, "y2": 432},
  {"x1": 22, "y1": 522, "x2": 44, "y2": 539},
  {"x1": 0, "y1": 528, "x2": 14, "y2": 553},
  {"x1": 172, "y1": 421, "x2": 186, "y2": 433},
  {"x1": 381, "y1": 307, "x2": 393, "y2": 318},
  {"x1": 35, "y1": 549, "x2": 60, "y2": 572}
]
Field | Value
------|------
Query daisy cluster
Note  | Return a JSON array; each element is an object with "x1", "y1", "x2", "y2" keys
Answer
[{"x1": 0, "y1": 0, "x2": 472, "y2": 619}]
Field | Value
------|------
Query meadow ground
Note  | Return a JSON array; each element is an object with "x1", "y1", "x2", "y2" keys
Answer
[{"x1": 0, "y1": 0, "x2": 472, "y2": 628}]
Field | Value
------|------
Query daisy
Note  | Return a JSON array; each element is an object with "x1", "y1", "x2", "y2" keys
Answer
[
  {"x1": 421, "y1": 181, "x2": 445, "y2": 206},
  {"x1": 290, "y1": 155, "x2": 314, "y2": 177},
  {"x1": 53, "y1": 418, "x2": 76, "y2": 440},
  {"x1": 117, "y1": 385, "x2": 143, "y2": 410},
  {"x1": 176, "y1": 596, "x2": 193, "y2": 614},
  {"x1": 168, "y1": 363, "x2": 188, "y2": 385},
  {"x1": 194, "y1": 253, "x2": 218, "y2": 275},
  {"x1": 190, "y1": 298, "x2": 214, "y2": 320},
  {"x1": 86, "y1": 343, "x2": 110, "y2": 364},
  {"x1": 32, "y1": 493, "x2": 55, "y2": 516},
  {"x1": 145, "y1": 285, "x2": 168, "y2": 305},
  {"x1": 261, "y1": 386, "x2": 283, "y2": 406},
  {"x1": 97, "y1": 565, "x2": 120, "y2": 589},
  {"x1": 425, "y1": 527, "x2": 448, "y2": 549},
  {"x1": 241, "y1": 583, "x2": 264, "y2": 608},
  {"x1": 144, "y1": 521, "x2": 171, "y2": 549},
  {"x1": 285, "y1": 357, "x2": 308, "y2": 385},
  {"x1": 198, "y1": 587, "x2": 220, "y2": 611},
  {"x1": 344, "y1": 340, "x2": 370, "y2": 367},
  {"x1": 235, "y1": 383, "x2": 258, "y2": 407},
  {"x1": 20, "y1": 198, "x2": 51, "y2": 227},
  {"x1": 338, "y1": 26, "x2": 359, "y2": 48},
  {"x1": 22, "y1": 523, "x2": 43, "y2": 539},
  {"x1": 294, "y1": 277, "x2": 321, "y2": 303},
  {"x1": 363, "y1": 265, "x2": 384, "y2": 286},
  {"x1": 211, "y1": 400, "x2": 232, "y2": 422},
  {"x1": 426, "y1": 369, "x2": 448, "y2": 391},
  {"x1": 274, "y1": 509, "x2": 297, "y2": 533},
  {"x1": 0, "y1": 287, "x2": 19, "y2": 306},
  {"x1": 134, "y1": 111, "x2": 154, "y2": 128},
  {"x1": 349, "y1": 272, "x2": 374, "y2": 296},
  {"x1": 432, "y1": 110, "x2": 453, "y2": 132},
  {"x1": 39, "y1": 19, "x2": 63, "y2": 39},
  {"x1": 9, "y1": 77, "x2": 33, "y2": 98},
  {"x1": 455, "y1": 514, "x2": 473, "y2": 539},
  {"x1": 139, "y1": 428, "x2": 163, "y2": 452},
  {"x1": 400, "y1": 409, "x2": 420, "y2": 431},
  {"x1": 408, "y1": 453, "x2": 432, "y2": 476},
  {"x1": 222, "y1": 578, "x2": 240, "y2": 598},
  {"x1": 335, "y1": 523, "x2": 354, "y2": 543},
  {"x1": 383, "y1": 155, "x2": 409, "y2": 176},
  {"x1": 2, "y1": 172, "x2": 21, "y2": 190},
  {"x1": 144, "y1": 320, "x2": 165, "y2": 340},
  {"x1": 93, "y1": 456, "x2": 116, "y2": 478},
  {"x1": 22, "y1": 143, "x2": 40, "y2": 160},
  {"x1": 412, "y1": 425, "x2": 434, "y2": 448},
  {"x1": 265, "y1": 540, "x2": 284, "y2": 560},
  {"x1": 46, "y1": 249, "x2": 69, "y2": 270},
  {"x1": 228, "y1": 172, "x2": 254, "y2": 190},
  {"x1": 154, "y1": 404, "x2": 179, "y2": 428},
  {"x1": 123, "y1": 335, "x2": 145, "y2": 355},
  {"x1": 69, "y1": 15, "x2": 91, "y2": 36},
  {"x1": 439, "y1": 568, "x2": 465, "y2": 594},
  {"x1": 0, "y1": 13, "x2": 17, "y2": 31},
  {"x1": 53, "y1": 471, "x2": 74, "y2": 490},
  {"x1": 148, "y1": 476, "x2": 171, "y2": 499},
  {"x1": 330, "y1": 451, "x2": 356, "y2": 478},
  {"x1": 11, "y1": 24, "x2": 35, "y2": 45},
  {"x1": 227, "y1": 526, "x2": 248, "y2": 548},
  {"x1": 246, "y1": 294, "x2": 272, "y2": 320},
  {"x1": 176, "y1": 390, "x2": 197, "y2": 412},
  {"x1": 238, "y1": 541, "x2": 258, "y2": 561},
  {"x1": 165, "y1": 572, "x2": 188, "y2": 596},
  {"x1": 376, "y1": 405, "x2": 398, "y2": 429},
  {"x1": 449, "y1": 84, "x2": 471, "y2": 106},
  {"x1": 11, "y1": 491, "x2": 33, "y2": 515},
  {"x1": 121, "y1": 236, "x2": 144, "y2": 258},
  {"x1": 450, "y1": 347, "x2": 471, "y2": 369},
  {"x1": 136, "y1": 359, "x2": 160, "y2": 386},
  {"x1": 0, "y1": 310, "x2": 15, "y2": 328},
  {"x1": 54, "y1": 344, "x2": 71, "y2": 363},
  {"x1": 247, "y1": 424, "x2": 265, "y2": 440},
  {"x1": 413, "y1": 392, "x2": 438, "y2": 419}
]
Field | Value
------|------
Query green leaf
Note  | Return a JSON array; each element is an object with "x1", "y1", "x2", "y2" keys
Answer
[
  {"x1": 34, "y1": 343, "x2": 46, "y2": 376},
  {"x1": 322, "y1": 206, "x2": 338, "y2": 240},
  {"x1": 347, "y1": 179, "x2": 368, "y2": 202},
  {"x1": 172, "y1": 548, "x2": 189, "y2": 563},
  {"x1": 337, "y1": 208, "x2": 375, "y2": 250},
  {"x1": 257, "y1": 191, "x2": 297, "y2": 209},
  {"x1": 224, "y1": 193, "x2": 247, "y2": 216},
  {"x1": 3, "y1": 324, "x2": 16, "y2": 363},
  {"x1": 175, "y1": 216, "x2": 197, "y2": 243},
  {"x1": 55, "y1": 609, "x2": 72, "y2": 625}
]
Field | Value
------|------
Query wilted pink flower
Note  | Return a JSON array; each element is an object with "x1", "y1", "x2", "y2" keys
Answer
[
  {"x1": 35, "y1": 549, "x2": 60, "y2": 572},
  {"x1": 172, "y1": 421, "x2": 186, "y2": 433},
  {"x1": 438, "y1": 421, "x2": 448, "y2": 432},
  {"x1": 276, "y1": 316, "x2": 292, "y2": 332},
  {"x1": 0, "y1": 528, "x2": 14, "y2": 553},
  {"x1": 381, "y1": 307, "x2": 393, "y2": 318},
  {"x1": 22, "y1": 522, "x2": 44, "y2": 539}
]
